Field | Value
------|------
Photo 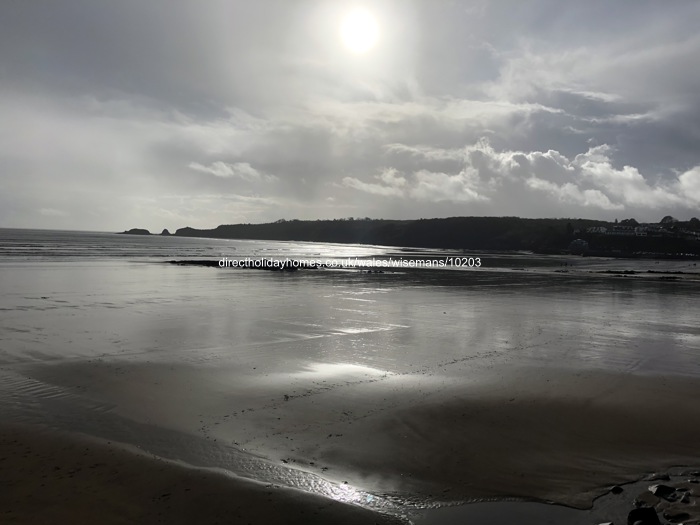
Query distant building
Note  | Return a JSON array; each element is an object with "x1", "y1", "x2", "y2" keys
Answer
[{"x1": 606, "y1": 225, "x2": 635, "y2": 236}]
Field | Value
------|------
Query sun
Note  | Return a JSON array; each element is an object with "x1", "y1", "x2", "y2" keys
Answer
[{"x1": 340, "y1": 8, "x2": 379, "y2": 54}]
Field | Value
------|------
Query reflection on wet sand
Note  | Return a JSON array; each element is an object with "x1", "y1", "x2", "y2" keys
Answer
[{"x1": 2, "y1": 256, "x2": 700, "y2": 523}]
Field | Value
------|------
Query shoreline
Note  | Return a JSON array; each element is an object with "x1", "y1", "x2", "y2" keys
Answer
[
  {"x1": 3, "y1": 420, "x2": 698, "y2": 525},
  {"x1": 13, "y1": 361, "x2": 700, "y2": 512},
  {"x1": 0, "y1": 423, "x2": 406, "y2": 525},
  {"x1": 3, "y1": 244, "x2": 700, "y2": 524}
]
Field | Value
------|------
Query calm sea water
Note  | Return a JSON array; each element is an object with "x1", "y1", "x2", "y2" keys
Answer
[
  {"x1": 2, "y1": 228, "x2": 698, "y2": 373},
  {"x1": 0, "y1": 228, "x2": 389, "y2": 261},
  {"x1": 1, "y1": 228, "x2": 699, "y2": 523}
]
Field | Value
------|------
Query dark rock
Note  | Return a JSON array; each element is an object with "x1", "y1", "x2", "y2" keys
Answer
[
  {"x1": 634, "y1": 492, "x2": 660, "y2": 508},
  {"x1": 119, "y1": 228, "x2": 151, "y2": 235},
  {"x1": 649, "y1": 484, "x2": 678, "y2": 501},
  {"x1": 611, "y1": 485, "x2": 624, "y2": 494},
  {"x1": 627, "y1": 507, "x2": 661, "y2": 525},
  {"x1": 169, "y1": 259, "x2": 319, "y2": 271},
  {"x1": 161, "y1": 229, "x2": 171, "y2": 236},
  {"x1": 646, "y1": 473, "x2": 671, "y2": 482},
  {"x1": 662, "y1": 510, "x2": 690, "y2": 523},
  {"x1": 170, "y1": 260, "x2": 220, "y2": 268}
]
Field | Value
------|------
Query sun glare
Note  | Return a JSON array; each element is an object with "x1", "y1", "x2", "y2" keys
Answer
[{"x1": 340, "y1": 8, "x2": 379, "y2": 54}]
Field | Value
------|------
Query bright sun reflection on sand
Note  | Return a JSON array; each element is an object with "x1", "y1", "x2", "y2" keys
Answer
[
  {"x1": 296, "y1": 362, "x2": 392, "y2": 379},
  {"x1": 333, "y1": 482, "x2": 365, "y2": 503}
]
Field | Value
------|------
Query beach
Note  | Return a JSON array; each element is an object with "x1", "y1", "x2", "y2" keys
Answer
[
  {"x1": 3, "y1": 0, "x2": 700, "y2": 520},
  {"x1": 0, "y1": 424, "x2": 404, "y2": 525},
  {"x1": 4, "y1": 364, "x2": 700, "y2": 524},
  {"x1": 2, "y1": 231, "x2": 700, "y2": 523}
]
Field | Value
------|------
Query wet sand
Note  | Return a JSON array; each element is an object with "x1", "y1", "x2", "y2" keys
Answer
[
  {"x1": 3, "y1": 256, "x2": 700, "y2": 522},
  {"x1": 302, "y1": 366, "x2": 700, "y2": 507},
  {"x1": 15, "y1": 360, "x2": 700, "y2": 513},
  {"x1": 0, "y1": 424, "x2": 403, "y2": 525}
]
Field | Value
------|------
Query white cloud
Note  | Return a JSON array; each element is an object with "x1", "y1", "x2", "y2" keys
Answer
[
  {"x1": 678, "y1": 167, "x2": 700, "y2": 204},
  {"x1": 188, "y1": 161, "x2": 278, "y2": 182},
  {"x1": 343, "y1": 138, "x2": 700, "y2": 216},
  {"x1": 574, "y1": 149, "x2": 682, "y2": 208},
  {"x1": 342, "y1": 175, "x2": 404, "y2": 197},
  {"x1": 525, "y1": 177, "x2": 622, "y2": 210},
  {"x1": 410, "y1": 169, "x2": 488, "y2": 203},
  {"x1": 377, "y1": 167, "x2": 407, "y2": 187},
  {"x1": 342, "y1": 162, "x2": 488, "y2": 204},
  {"x1": 383, "y1": 143, "x2": 464, "y2": 162},
  {"x1": 2, "y1": 2, "x2": 700, "y2": 228}
]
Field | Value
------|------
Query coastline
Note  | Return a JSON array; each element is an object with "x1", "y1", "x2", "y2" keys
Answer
[
  {"x1": 2, "y1": 236, "x2": 700, "y2": 524},
  {"x1": 14, "y1": 361, "x2": 700, "y2": 514},
  {"x1": 0, "y1": 423, "x2": 405, "y2": 525}
]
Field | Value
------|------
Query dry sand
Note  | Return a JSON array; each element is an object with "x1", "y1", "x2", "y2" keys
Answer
[{"x1": 0, "y1": 424, "x2": 404, "y2": 525}]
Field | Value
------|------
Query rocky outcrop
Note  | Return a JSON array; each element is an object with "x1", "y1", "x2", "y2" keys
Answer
[{"x1": 119, "y1": 228, "x2": 151, "y2": 235}]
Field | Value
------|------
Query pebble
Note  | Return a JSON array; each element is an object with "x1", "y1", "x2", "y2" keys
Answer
[
  {"x1": 634, "y1": 492, "x2": 659, "y2": 508},
  {"x1": 648, "y1": 484, "x2": 677, "y2": 501},
  {"x1": 663, "y1": 510, "x2": 690, "y2": 523},
  {"x1": 646, "y1": 473, "x2": 671, "y2": 482}
]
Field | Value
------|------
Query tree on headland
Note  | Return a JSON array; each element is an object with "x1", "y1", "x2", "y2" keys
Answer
[
  {"x1": 566, "y1": 222, "x2": 574, "y2": 238},
  {"x1": 160, "y1": 215, "x2": 700, "y2": 256}
]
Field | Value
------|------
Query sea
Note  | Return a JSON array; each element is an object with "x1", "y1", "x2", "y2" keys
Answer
[{"x1": 1, "y1": 228, "x2": 699, "y2": 524}]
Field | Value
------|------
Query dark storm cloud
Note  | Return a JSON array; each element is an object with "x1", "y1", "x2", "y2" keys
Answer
[{"x1": 1, "y1": 0, "x2": 699, "y2": 230}]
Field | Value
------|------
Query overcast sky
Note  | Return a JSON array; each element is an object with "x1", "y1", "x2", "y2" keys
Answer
[{"x1": 2, "y1": 0, "x2": 700, "y2": 231}]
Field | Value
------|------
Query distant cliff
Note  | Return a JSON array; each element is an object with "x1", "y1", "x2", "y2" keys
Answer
[
  {"x1": 173, "y1": 217, "x2": 604, "y2": 252},
  {"x1": 171, "y1": 217, "x2": 700, "y2": 256}
]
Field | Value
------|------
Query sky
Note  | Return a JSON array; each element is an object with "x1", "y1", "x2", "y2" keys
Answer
[{"x1": 1, "y1": 0, "x2": 700, "y2": 231}]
